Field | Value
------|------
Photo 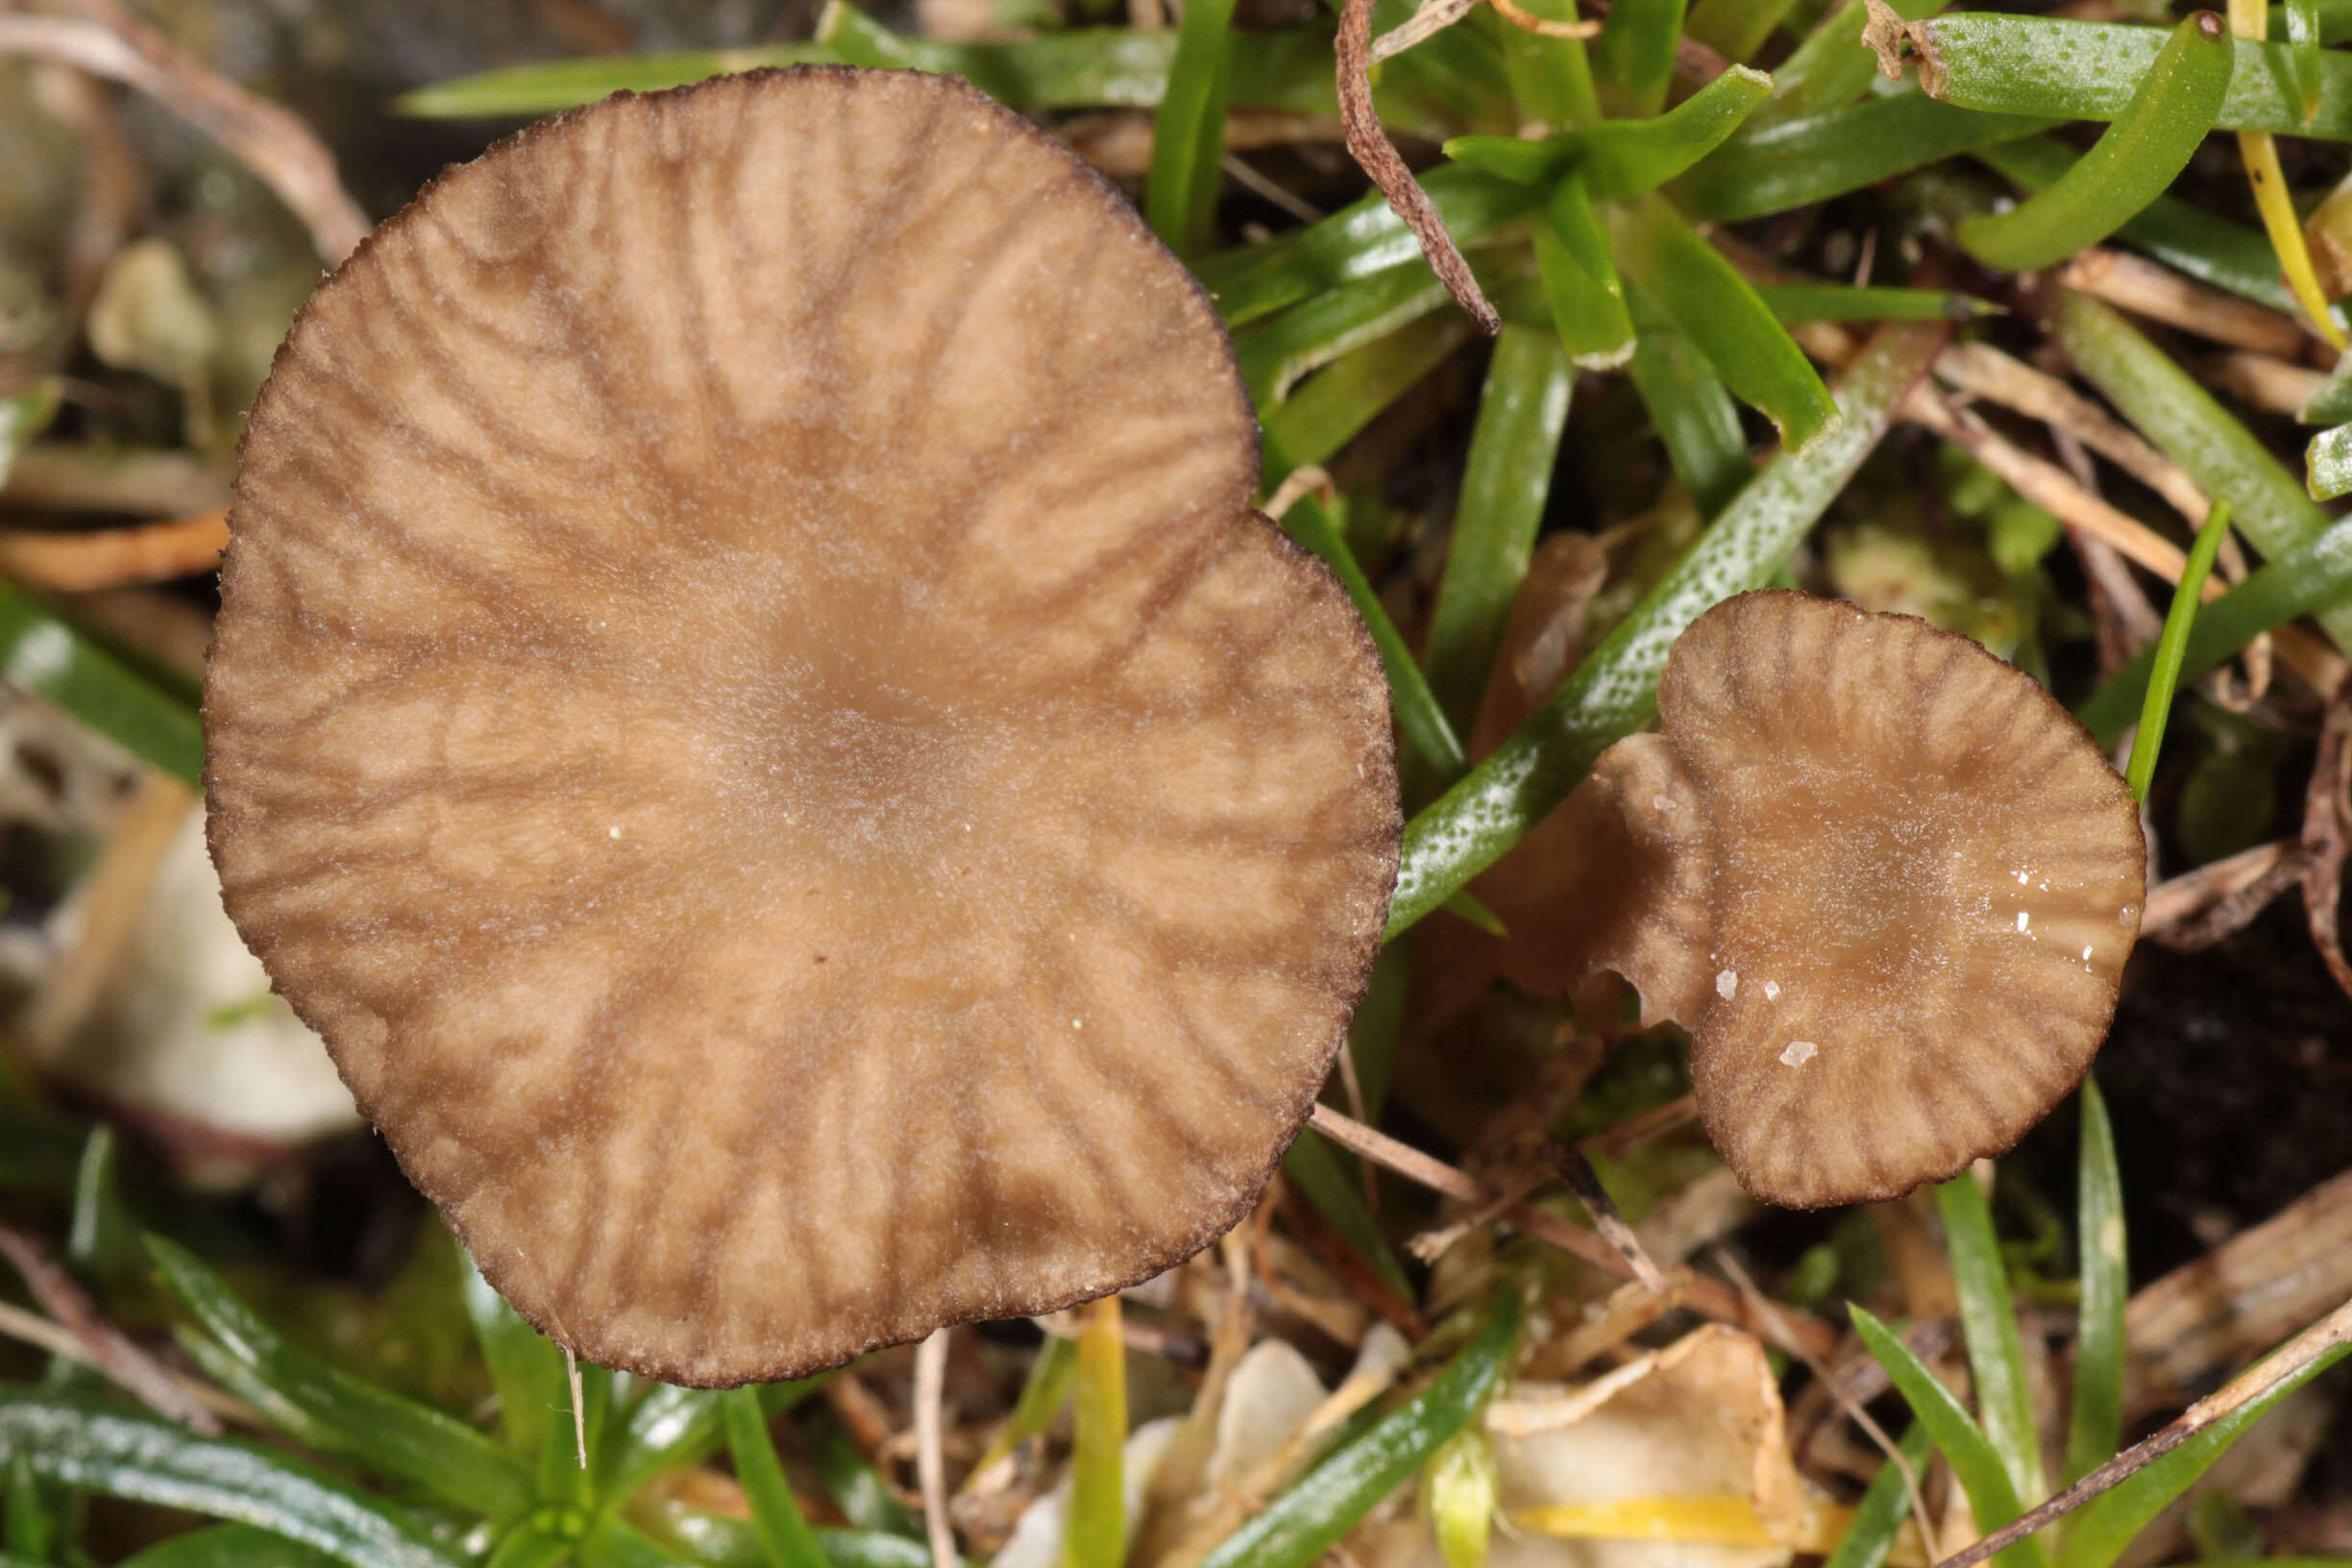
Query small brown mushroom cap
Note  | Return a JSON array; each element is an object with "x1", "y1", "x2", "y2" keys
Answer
[
  {"x1": 205, "y1": 68, "x2": 1400, "y2": 1384},
  {"x1": 1566, "y1": 591, "x2": 2144, "y2": 1208}
]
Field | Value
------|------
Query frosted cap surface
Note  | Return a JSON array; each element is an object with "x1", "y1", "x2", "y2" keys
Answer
[
  {"x1": 205, "y1": 67, "x2": 1401, "y2": 1384},
  {"x1": 1578, "y1": 592, "x2": 2144, "y2": 1208}
]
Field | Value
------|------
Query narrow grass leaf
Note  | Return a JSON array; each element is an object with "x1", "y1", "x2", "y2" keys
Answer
[
  {"x1": 2126, "y1": 501, "x2": 2233, "y2": 800},
  {"x1": 723, "y1": 1389, "x2": 830, "y2": 1568},
  {"x1": 2310, "y1": 424, "x2": 2352, "y2": 500},
  {"x1": 1625, "y1": 286, "x2": 1750, "y2": 518},
  {"x1": 397, "y1": 48, "x2": 832, "y2": 114},
  {"x1": 1264, "y1": 430, "x2": 1467, "y2": 776},
  {"x1": 1821, "y1": 1425, "x2": 1932, "y2": 1568},
  {"x1": 1974, "y1": 137, "x2": 2307, "y2": 315},
  {"x1": 2290, "y1": 0, "x2": 2328, "y2": 116},
  {"x1": 1911, "y1": 14, "x2": 2352, "y2": 138},
  {"x1": 604, "y1": 1378, "x2": 822, "y2": 1502},
  {"x1": 1386, "y1": 321, "x2": 1944, "y2": 935},
  {"x1": 1262, "y1": 316, "x2": 1473, "y2": 468},
  {"x1": 1684, "y1": 0, "x2": 1798, "y2": 62},
  {"x1": 1201, "y1": 168, "x2": 1538, "y2": 328},
  {"x1": 1934, "y1": 1177, "x2": 2047, "y2": 1506},
  {"x1": 971, "y1": 1333, "x2": 1080, "y2": 1479},
  {"x1": 806, "y1": 1415, "x2": 920, "y2": 1539},
  {"x1": 2305, "y1": 355, "x2": 2352, "y2": 423},
  {"x1": 147, "y1": 1237, "x2": 530, "y2": 1521},
  {"x1": 1196, "y1": 1293, "x2": 1522, "y2": 1568},
  {"x1": 1239, "y1": 262, "x2": 1458, "y2": 404},
  {"x1": 1144, "y1": 0, "x2": 1239, "y2": 256},
  {"x1": 2052, "y1": 289, "x2": 2352, "y2": 651},
  {"x1": 1679, "y1": 93, "x2": 2052, "y2": 224},
  {"x1": 116, "y1": 1525, "x2": 347, "y2": 1568},
  {"x1": 1442, "y1": 135, "x2": 1574, "y2": 184},
  {"x1": 1957, "y1": 12, "x2": 2230, "y2": 273},
  {"x1": 2079, "y1": 510, "x2": 2352, "y2": 746},
  {"x1": 1285, "y1": 1129, "x2": 1417, "y2": 1304},
  {"x1": 2065, "y1": 1079, "x2": 2128, "y2": 1487},
  {"x1": 1496, "y1": 0, "x2": 1598, "y2": 129},
  {"x1": 1849, "y1": 1309, "x2": 2049, "y2": 1568},
  {"x1": 3, "y1": 1452, "x2": 49, "y2": 1562},
  {"x1": 1423, "y1": 327, "x2": 1575, "y2": 731},
  {"x1": 1592, "y1": 0, "x2": 1685, "y2": 116},
  {"x1": 1580, "y1": 65, "x2": 1772, "y2": 199},
  {"x1": 0, "y1": 1391, "x2": 464, "y2": 1568},
  {"x1": 1533, "y1": 175, "x2": 1633, "y2": 368},
  {"x1": 0, "y1": 582, "x2": 201, "y2": 788},
  {"x1": 1065, "y1": 1299, "x2": 1126, "y2": 1568},
  {"x1": 459, "y1": 1252, "x2": 570, "y2": 1459},
  {"x1": 1612, "y1": 193, "x2": 1838, "y2": 451},
  {"x1": 2059, "y1": 1334, "x2": 2352, "y2": 1568},
  {"x1": 1755, "y1": 283, "x2": 1998, "y2": 322},
  {"x1": 1751, "y1": 0, "x2": 1943, "y2": 127}
]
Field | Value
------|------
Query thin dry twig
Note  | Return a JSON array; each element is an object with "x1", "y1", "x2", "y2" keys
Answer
[
  {"x1": 2059, "y1": 249, "x2": 2315, "y2": 359},
  {"x1": 0, "y1": 1215, "x2": 222, "y2": 1433},
  {"x1": 916, "y1": 1328, "x2": 956, "y2": 1568},
  {"x1": 2144, "y1": 839, "x2": 2312, "y2": 950},
  {"x1": 1547, "y1": 1141, "x2": 1666, "y2": 1295},
  {"x1": 1934, "y1": 342, "x2": 2209, "y2": 523},
  {"x1": 1306, "y1": 1104, "x2": 1840, "y2": 1357},
  {"x1": 0, "y1": 1297, "x2": 251, "y2": 1424},
  {"x1": 1336, "y1": 0, "x2": 1500, "y2": 333},
  {"x1": 1931, "y1": 1295, "x2": 2352, "y2": 1568},
  {"x1": 2301, "y1": 674, "x2": 2352, "y2": 1000},
  {"x1": 0, "y1": 5, "x2": 366, "y2": 263},
  {"x1": 0, "y1": 508, "x2": 228, "y2": 591}
]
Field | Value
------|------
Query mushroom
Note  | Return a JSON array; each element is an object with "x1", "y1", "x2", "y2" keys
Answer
[
  {"x1": 204, "y1": 67, "x2": 1402, "y2": 1385},
  {"x1": 1538, "y1": 590, "x2": 2144, "y2": 1209}
]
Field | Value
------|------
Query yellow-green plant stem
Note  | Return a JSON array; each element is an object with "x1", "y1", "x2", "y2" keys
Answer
[
  {"x1": 2227, "y1": 0, "x2": 2346, "y2": 347},
  {"x1": 1064, "y1": 1297, "x2": 1126, "y2": 1568}
]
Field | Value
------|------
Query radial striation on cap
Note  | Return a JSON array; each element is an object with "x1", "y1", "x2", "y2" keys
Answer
[
  {"x1": 205, "y1": 67, "x2": 1401, "y2": 1385},
  {"x1": 1551, "y1": 591, "x2": 2144, "y2": 1209}
]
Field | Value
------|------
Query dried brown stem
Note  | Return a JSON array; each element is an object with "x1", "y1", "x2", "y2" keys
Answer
[
  {"x1": 915, "y1": 1328, "x2": 956, "y2": 1568},
  {"x1": 1335, "y1": 0, "x2": 1500, "y2": 334},
  {"x1": 1305, "y1": 1104, "x2": 1839, "y2": 1357},
  {"x1": 2144, "y1": 839, "x2": 2311, "y2": 950},
  {"x1": 2302, "y1": 674, "x2": 2352, "y2": 1000},
  {"x1": 0, "y1": 508, "x2": 227, "y2": 591},
  {"x1": 1546, "y1": 1141, "x2": 1666, "y2": 1295},
  {"x1": 0, "y1": 5, "x2": 365, "y2": 263},
  {"x1": 1930, "y1": 1295, "x2": 2352, "y2": 1568},
  {"x1": 0, "y1": 1216, "x2": 221, "y2": 1433}
]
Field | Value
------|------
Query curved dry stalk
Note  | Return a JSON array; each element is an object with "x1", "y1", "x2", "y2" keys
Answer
[
  {"x1": 916, "y1": 1329, "x2": 956, "y2": 1568},
  {"x1": 1336, "y1": 0, "x2": 1500, "y2": 333},
  {"x1": 1932, "y1": 1294, "x2": 2352, "y2": 1568},
  {"x1": 0, "y1": 6, "x2": 365, "y2": 262}
]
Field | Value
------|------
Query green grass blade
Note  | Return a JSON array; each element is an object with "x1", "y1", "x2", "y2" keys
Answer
[
  {"x1": 1496, "y1": 0, "x2": 1598, "y2": 128},
  {"x1": 2304, "y1": 355, "x2": 2352, "y2": 423},
  {"x1": 2290, "y1": 0, "x2": 2327, "y2": 119},
  {"x1": 1821, "y1": 1425, "x2": 1933, "y2": 1568},
  {"x1": 607, "y1": 1379, "x2": 823, "y2": 1509},
  {"x1": 1145, "y1": 0, "x2": 1239, "y2": 256},
  {"x1": 3, "y1": 1452, "x2": 51, "y2": 1562},
  {"x1": 1422, "y1": 326, "x2": 1576, "y2": 731},
  {"x1": 2065, "y1": 1080, "x2": 2128, "y2": 1487},
  {"x1": 1849, "y1": 1309, "x2": 2050, "y2": 1568},
  {"x1": 397, "y1": 47, "x2": 833, "y2": 114},
  {"x1": 1755, "y1": 283, "x2": 2000, "y2": 322},
  {"x1": 0, "y1": 1391, "x2": 465, "y2": 1568},
  {"x1": 147, "y1": 1237, "x2": 531, "y2": 1521},
  {"x1": 1975, "y1": 137, "x2": 2309, "y2": 316},
  {"x1": 1752, "y1": 0, "x2": 1943, "y2": 126},
  {"x1": 806, "y1": 1414, "x2": 920, "y2": 1539},
  {"x1": 1533, "y1": 175, "x2": 1634, "y2": 368},
  {"x1": 1285, "y1": 1126, "x2": 1417, "y2": 1302},
  {"x1": 1385, "y1": 320, "x2": 1945, "y2": 935},
  {"x1": 724, "y1": 1389, "x2": 830, "y2": 1568},
  {"x1": 1239, "y1": 263, "x2": 1458, "y2": 404},
  {"x1": 1592, "y1": 0, "x2": 1685, "y2": 116},
  {"x1": 2077, "y1": 511, "x2": 2352, "y2": 746},
  {"x1": 0, "y1": 581, "x2": 201, "y2": 788},
  {"x1": 1956, "y1": 13, "x2": 2231, "y2": 273},
  {"x1": 2309, "y1": 423, "x2": 2352, "y2": 499},
  {"x1": 116, "y1": 1525, "x2": 346, "y2": 1568},
  {"x1": 1935, "y1": 1177, "x2": 2048, "y2": 1506},
  {"x1": 2059, "y1": 1334, "x2": 2352, "y2": 1568},
  {"x1": 971, "y1": 1334, "x2": 1079, "y2": 1478},
  {"x1": 458, "y1": 1252, "x2": 570, "y2": 1458},
  {"x1": 1201, "y1": 169, "x2": 1538, "y2": 328},
  {"x1": 1678, "y1": 94, "x2": 2055, "y2": 224},
  {"x1": 1262, "y1": 317, "x2": 1472, "y2": 468},
  {"x1": 1580, "y1": 65, "x2": 1772, "y2": 199},
  {"x1": 1611, "y1": 193, "x2": 1839, "y2": 451},
  {"x1": 1196, "y1": 1293, "x2": 1521, "y2": 1568},
  {"x1": 1625, "y1": 286, "x2": 1749, "y2": 518},
  {"x1": 1263, "y1": 430, "x2": 1468, "y2": 776},
  {"x1": 1913, "y1": 14, "x2": 2352, "y2": 138},
  {"x1": 1441, "y1": 135, "x2": 1574, "y2": 184},
  {"x1": 1065, "y1": 1303, "x2": 1126, "y2": 1568},
  {"x1": 2052, "y1": 289, "x2": 2352, "y2": 651},
  {"x1": 2125, "y1": 501, "x2": 2232, "y2": 800},
  {"x1": 1684, "y1": 0, "x2": 1798, "y2": 62}
]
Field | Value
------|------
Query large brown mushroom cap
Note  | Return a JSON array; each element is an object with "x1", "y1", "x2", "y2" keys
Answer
[
  {"x1": 1564, "y1": 592, "x2": 2144, "y2": 1209},
  {"x1": 205, "y1": 67, "x2": 1400, "y2": 1385}
]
